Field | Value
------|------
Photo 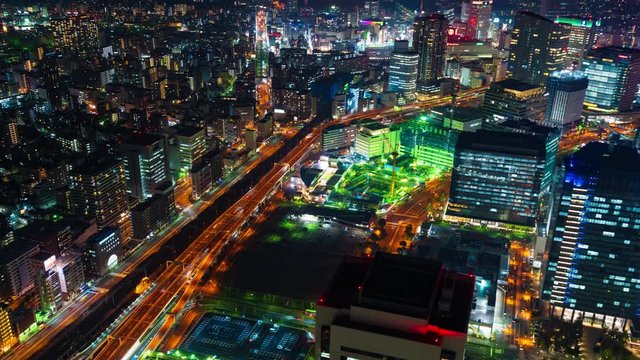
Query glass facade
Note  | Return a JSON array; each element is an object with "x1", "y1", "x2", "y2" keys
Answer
[
  {"x1": 582, "y1": 47, "x2": 640, "y2": 112},
  {"x1": 446, "y1": 130, "x2": 547, "y2": 227},
  {"x1": 388, "y1": 52, "x2": 419, "y2": 94},
  {"x1": 543, "y1": 143, "x2": 640, "y2": 326}
]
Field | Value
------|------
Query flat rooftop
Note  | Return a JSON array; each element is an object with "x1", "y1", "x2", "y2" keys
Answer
[
  {"x1": 122, "y1": 133, "x2": 164, "y2": 147},
  {"x1": 490, "y1": 78, "x2": 541, "y2": 92},
  {"x1": 321, "y1": 253, "x2": 475, "y2": 334}
]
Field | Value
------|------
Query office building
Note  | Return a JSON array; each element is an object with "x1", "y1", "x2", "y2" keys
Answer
[
  {"x1": 413, "y1": 14, "x2": 448, "y2": 85},
  {"x1": 191, "y1": 161, "x2": 213, "y2": 200},
  {"x1": 31, "y1": 253, "x2": 62, "y2": 312},
  {"x1": 542, "y1": 143, "x2": 640, "y2": 331},
  {"x1": 554, "y1": 17, "x2": 597, "y2": 67},
  {"x1": 68, "y1": 161, "x2": 132, "y2": 242},
  {"x1": 322, "y1": 124, "x2": 355, "y2": 153},
  {"x1": 544, "y1": 70, "x2": 588, "y2": 126},
  {"x1": 399, "y1": 114, "x2": 460, "y2": 170},
  {"x1": 582, "y1": 47, "x2": 640, "y2": 113},
  {"x1": 542, "y1": 0, "x2": 580, "y2": 18},
  {"x1": 120, "y1": 134, "x2": 170, "y2": 200},
  {"x1": 0, "y1": 241, "x2": 39, "y2": 300},
  {"x1": 461, "y1": 0, "x2": 493, "y2": 41},
  {"x1": 55, "y1": 253, "x2": 85, "y2": 301},
  {"x1": 446, "y1": 129, "x2": 551, "y2": 227},
  {"x1": 354, "y1": 123, "x2": 399, "y2": 160},
  {"x1": 483, "y1": 79, "x2": 547, "y2": 123},
  {"x1": 51, "y1": 15, "x2": 99, "y2": 58},
  {"x1": 83, "y1": 228, "x2": 123, "y2": 278},
  {"x1": 508, "y1": 11, "x2": 569, "y2": 86},
  {"x1": 316, "y1": 253, "x2": 474, "y2": 360},
  {"x1": 175, "y1": 126, "x2": 207, "y2": 173},
  {"x1": 222, "y1": 116, "x2": 241, "y2": 144},
  {"x1": 388, "y1": 50, "x2": 419, "y2": 94}
]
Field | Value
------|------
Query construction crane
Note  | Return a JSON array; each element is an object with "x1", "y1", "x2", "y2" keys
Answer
[{"x1": 384, "y1": 135, "x2": 400, "y2": 198}]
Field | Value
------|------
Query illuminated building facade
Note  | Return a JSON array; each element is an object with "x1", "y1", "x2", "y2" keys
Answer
[
  {"x1": 322, "y1": 124, "x2": 355, "y2": 153},
  {"x1": 354, "y1": 123, "x2": 399, "y2": 160},
  {"x1": 400, "y1": 117, "x2": 458, "y2": 169},
  {"x1": 255, "y1": 8, "x2": 271, "y2": 117},
  {"x1": 316, "y1": 253, "x2": 474, "y2": 360},
  {"x1": 544, "y1": 70, "x2": 588, "y2": 126},
  {"x1": 0, "y1": 305, "x2": 17, "y2": 352},
  {"x1": 483, "y1": 79, "x2": 546, "y2": 123},
  {"x1": 31, "y1": 253, "x2": 62, "y2": 313},
  {"x1": 446, "y1": 130, "x2": 550, "y2": 227},
  {"x1": 508, "y1": 11, "x2": 569, "y2": 86},
  {"x1": 84, "y1": 228, "x2": 123, "y2": 278},
  {"x1": 543, "y1": 143, "x2": 640, "y2": 330},
  {"x1": 388, "y1": 51, "x2": 419, "y2": 94},
  {"x1": 582, "y1": 47, "x2": 640, "y2": 113},
  {"x1": 175, "y1": 126, "x2": 207, "y2": 173},
  {"x1": 461, "y1": 0, "x2": 493, "y2": 41},
  {"x1": 120, "y1": 134, "x2": 170, "y2": 200},
  {"x1": 50, "y1": 15, "x2": 99, "y2": 59},
  {"x1": 413, "y1": 14, "x2": 447, "y2": 85},
  {"x1": 68, "y1": 161, "x2": 132, "y2": 242},
  {"x1": 554, "y1": 17, "x2": 597, "y2": 67}
]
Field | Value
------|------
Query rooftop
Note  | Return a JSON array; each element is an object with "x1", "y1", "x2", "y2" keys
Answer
[
  {"x1": 320, "y1": 253, "x2": 475, "y2": 334},
  {"x1": 456, "y1": 130, "x2": 547, "y2": 157},
  {"x1": 122, "y1": 133, "x2": 164, "y2": 147},
  {"x1": 489, "y1": 79, "x2": 541, "y2": 92},
  {"x1": 176, "y1": 126, "x2": 204, "y2": 137}
]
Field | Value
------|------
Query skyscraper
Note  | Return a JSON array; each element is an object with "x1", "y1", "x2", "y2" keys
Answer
[
  {"x1": 388, "y1": 51, "x2": 419, "y2": 94},
  {"x1": 413, "y1": 14, "x2": 448, "y2": 86},
  {"x1": 554, "y1": 17, "x2": 597, "y2": 67},
  {"x1": 446, "y1": 126, "x2": 557, "y2": 227},
  {"x1": 461, "y1": 0, "x2": 493, "y2": 41},
  {"x1": 175, "y1": 126, "x2": 207, "y2": 173},
  {"x1": 544, "y1": 70, "x2": 588, "y2": 127},
  {"x1": 51, "y1": 15, "x2": 99, "y2": 59},
  {"x1": 543, "y1": 142, "x2": 640, "y2": 330},
  {"x1": 68, "y1": 161, "x2": 132, "y2": 242},
  {"x1": 582, "y1": 47, "x2": 640, "y2": 113},
  {"x1": 120, "y1": 134, "x2": 170, "y2": 200},
  {"x1": 508, "y1": 11, "x2": 569, "y2": 86}
]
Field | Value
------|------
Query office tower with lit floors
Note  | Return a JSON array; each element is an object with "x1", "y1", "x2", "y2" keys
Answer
[
  {"x1": 68, "y1": 161, "x2": 132, "y2": 243},
  {"x1": 542, "y1": 142, "x2": 640, "y2": 331},
  {"x1": 554, "y1": 17, "x2": 597, "y2": 67},
  {"x1": 120, "y1": 133, "x2": 171, "y2": 200},
  {"x1": 461, "y1": 0, "x2": 493, "y2": 41},
  {"x1": 413, "y1": 14, "x2": 448, "y2": 91},
  {"x1": 482, "y1": 79, "x2": 547, "y2": 123},
  {"x1": 544, "y1": 70, "x2": 588, "y2": 128},
  {"x1": 445, "y1": 129, "x2": 554, "y2": 227},
  {"x1": 508, "y1": 11, "x2": 569, "y2": 86},
  {"x1": 582, "y1": 47, "x2": 640, "y2": 113},
  {"x1": 316, "y1": 253, "x2": 474, "y2": 360},
  {"x1": 388, "y1": 51, "x2": 419, "y2": 94}
]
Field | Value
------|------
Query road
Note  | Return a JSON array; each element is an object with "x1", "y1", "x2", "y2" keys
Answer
[
  {"x1": 381, "y1": 175, "x2": 451, "y2": 253},
  {"x1": 4, "y1": 140, "x2": 285, "y2": 360},
  {"x1": 40, "y1": 87, "x2": 488, "y2": 359}
]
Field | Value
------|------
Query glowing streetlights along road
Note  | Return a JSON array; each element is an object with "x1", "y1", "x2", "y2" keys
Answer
[{"x1": 86, "y1": 87, "x2": 488, "y2": 359}]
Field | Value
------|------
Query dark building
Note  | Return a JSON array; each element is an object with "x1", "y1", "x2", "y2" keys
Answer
[
  {"x1": 507, "y1": 11, "x2": 569, "y2": 86},
  {"x1": 542, "y1": 143, "x2": 640, "y2": 330},
  {"x1": 315, "y1": 253, "x2": 474, "y2": 360},
  {"x1": 413, "y1": 14, "x2": 448, "y2": 86},
  {"x1": 83, "y1": 228, "x2": 123, "y2": 278},
  {"x1": 14, "y1": 220, "x2": 73, "y2": 257}
]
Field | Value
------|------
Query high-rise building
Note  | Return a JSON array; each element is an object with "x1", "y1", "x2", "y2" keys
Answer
[
  {"x1": 542, "y1": 142, "x2": 640, "y2": 330},
  {"x1": 582, "y1": 47, "x2": 640, "y2": 113},
  {"x1": 508, "y1": 11, "x2": 569, "y2": 86},
  {"x1": 388, "y1": 50, "x2": 419, "y2": 94},
  {"x1": 31, "y1": 253, "x2": 62, "y2": 313},
  {"x1": 363, "y1": 0, "x2": 380, "y2": 19},
  {"x1": 315, "y1": 253, "x2": 474, "y2": 360},
  {"x1": 0, "y1": 304, "x2": 18, "y2": 352},
  {"x1": 554, "y1": 17, "x2": 598, "y2": 67},
  {"x1": 68, "y1": 161, "x2": 132, "y2": 242},
  {"x1": 120, "y1": 134, "x2": 170, "y2": 200},
  {"x1": 483, "y1": 79, "x2": 547, "y2": 123},
  {"x1": 175, "y1": 126, "x2": 207, "y2": 173},
  {"x1": 50, "y1": 15, "x2": 99, "y2": 58},
  {"x1": 413, "y1": 14, "x2": 448, "y2": 85},
  {"x1": 542, "y1": 0, "x2": 582, "y2": 19},
  {"x1": 446, "y1": 128, "x2": 554, "y2": 227},
  {"x1": 461, "y1": 0, "x2": 493, "y2": 41},
  {"x1": 544, "y1": 70, "x2": 588, "y2": 126},
  {"x1": 14, "y1": 220, "x2": 73, "y2": 257}
]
